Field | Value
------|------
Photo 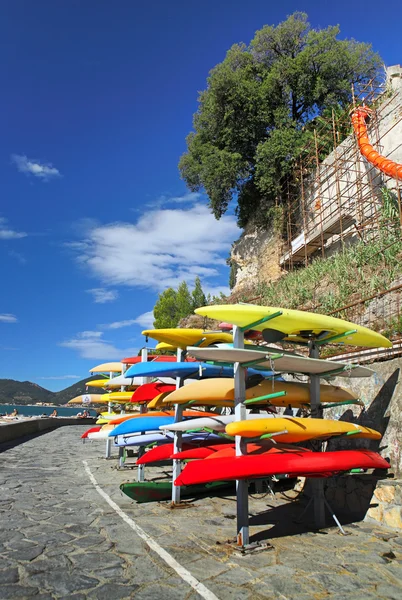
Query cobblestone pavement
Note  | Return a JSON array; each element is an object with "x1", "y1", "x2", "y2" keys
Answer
[{"x1": 1, "y1": 426, "x2": 402, "y2": 599}]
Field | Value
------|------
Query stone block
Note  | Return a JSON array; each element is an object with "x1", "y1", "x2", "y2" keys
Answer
[
  {"x1": 374, "y1": 485, "x2": 396, "y2": 504},
  {"x1": 383, "y1": 507, "x2": 402, "y2": 530},
  {"x1": 366, "y1": 504, "x2": 384, "y2": 523}
]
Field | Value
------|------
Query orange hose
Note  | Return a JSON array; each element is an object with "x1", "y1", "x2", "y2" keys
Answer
[{"x1": 351, "y1": 106, "x2": 402, "y2": 181}]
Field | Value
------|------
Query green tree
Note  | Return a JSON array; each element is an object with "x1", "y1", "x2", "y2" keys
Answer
[
  {"x1": 153, "y1": 280, "x2": 202, "y2": 329},
  {"x1": 176, "y1": 281, "x2": 193, "y2": 317},
  {"x1": 153, "y1": 288, "x2": 179, "y2": 329},
  {"x1": 192, "y1": 276, "x2": 207, "y2": 309},
  {"x1": 179, "y1": 12, "x2": 381, "y2": 227}
]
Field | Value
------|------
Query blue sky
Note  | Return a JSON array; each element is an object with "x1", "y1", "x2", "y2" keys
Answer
[{"x1": 1, "y1": 1, "x2": 401, "y2": 390}]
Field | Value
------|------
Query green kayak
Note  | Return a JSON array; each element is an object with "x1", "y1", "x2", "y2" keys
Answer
[{"x1": 120, "y1": 480, "x2": 235, "y2": 503}]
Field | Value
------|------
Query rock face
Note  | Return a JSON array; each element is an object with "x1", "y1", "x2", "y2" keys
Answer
[
  {"x1": 229, "y1": 222, "x2": 283, "y2": 296},
  {"x1": 366, "y1": 481, "x2": 402, "y2": 529}
]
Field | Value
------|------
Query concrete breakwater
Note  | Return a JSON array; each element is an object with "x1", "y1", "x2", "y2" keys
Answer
[{"x1": 0, "y1": 417, "x2": 95, "y2": 444}]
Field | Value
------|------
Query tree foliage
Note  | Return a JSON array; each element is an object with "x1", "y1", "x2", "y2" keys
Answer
[
  {"x1": 179, "y1": 12, "x2": 382, "y2": 227},
  {"x1": 192, "y1": 276, "x2": 207, "y2": 309},
  {"x1": 153, "y1": 278, "x2": 207, "y2": 329}
]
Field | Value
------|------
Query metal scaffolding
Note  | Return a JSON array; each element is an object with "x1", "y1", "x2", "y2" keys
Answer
[{"x1": 280, "y1": 74, "x2": 402, "y2": 271}]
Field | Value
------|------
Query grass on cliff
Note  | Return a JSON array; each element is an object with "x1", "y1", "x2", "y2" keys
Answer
[{"x1": 253, "y1": 230, "x2": 402, "y2": 318}]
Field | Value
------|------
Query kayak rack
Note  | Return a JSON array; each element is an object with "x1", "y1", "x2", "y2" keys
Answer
[
  {"x1": 244, "y1": 390, "x2": 287, "y2": 405},
  {"x1": 231, "y1": 314, "x2": 356, "y2": 549}
]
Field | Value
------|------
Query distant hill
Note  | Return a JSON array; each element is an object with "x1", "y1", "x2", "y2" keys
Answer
[{"x1": 0, "y1": 376, "x2": 107, "y2": 406}]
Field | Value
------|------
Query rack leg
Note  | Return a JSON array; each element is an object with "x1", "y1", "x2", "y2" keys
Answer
[
  {"x1": 105, "y1": 438, "x2": 112, "y2": 459},
  {"x1": 118, "y1": 446, "x2": 125, "y2": 468},
  {"x1": 323, "y1": 497, "x2": 347, "y2": 535},
  {"x1": 309, "y1": 342, "x2": 326, "y2": 530},
  {"x1": 234, "y1": 325, "x2": 249, "y2": 547},
  {"x1": 171, "y1": 402, "x2": 183, "y2": 504}
]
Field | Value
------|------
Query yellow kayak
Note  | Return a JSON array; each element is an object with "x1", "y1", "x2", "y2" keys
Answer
[
  {"x1": 142, "y1": 328, "x2": 234, "y2": 349},
  {"x1": 89, "y1": 362, "x2": 123, "y2": 373},
  {"x1": 195, "y1": 304, "x2": 391, "y2": 348},
  {"x1": 162, "y1": 378, "x2": 360, "y2": 408},
  {"x1": 226, "y1": 417, "x2": 381, "y2": 443},
  {"x1": 146, "y1": 392, "x2": 176, "y2": 409},
  {"x1": 107, "y1": 391, "x2": 135, "y2": 402},
  {"x1": 85, "y1": 379, "x2": 110, "y2": 388},
  {"x1": 68, "y1": 394, "x2": 109, "y2": 405},
  {"x1": 155, "y1": 342, "x2": 179, "y2": 352}
]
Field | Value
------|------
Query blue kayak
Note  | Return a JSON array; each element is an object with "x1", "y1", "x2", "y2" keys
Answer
[
  {"x1": 124, "y1": 361, "x2": 278, "y2": 380},
  {"x1": 124, "y1": 361, "x2": 234, "y2": 379},
  {"x1": 110, "y1": 416, "x2": 176, "y2": 437}
]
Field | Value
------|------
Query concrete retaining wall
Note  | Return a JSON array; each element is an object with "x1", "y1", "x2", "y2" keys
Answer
[{"x1": 0, "y1": 418, "x2": 95, "y2": 444}]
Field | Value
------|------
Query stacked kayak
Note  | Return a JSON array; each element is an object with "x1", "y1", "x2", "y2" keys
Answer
[{"x1": 77, "y1": 309, "x2": 391, "y2": 518}]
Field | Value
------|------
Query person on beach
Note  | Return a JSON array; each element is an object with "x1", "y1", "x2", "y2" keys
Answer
[
  {"x1": 50, "y1": 409, "x2": 58, "y2": 418},
  {"x1": 8, "y1": 408, "x2": 18, "y2": 417},
  {"x1": 76, "y1": 410, "x2": 90, "y2": 418}
]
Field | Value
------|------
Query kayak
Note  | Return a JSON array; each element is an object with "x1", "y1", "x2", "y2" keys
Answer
[
  {"x1": 120, "y1": 480, "x2": 235, "y2": 503},
  {"x1": 175, "y1": 450, "x2": 390, "y2": 486}
]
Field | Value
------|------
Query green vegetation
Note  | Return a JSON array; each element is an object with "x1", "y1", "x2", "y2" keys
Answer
[
  {"x1": 255, "y1": 203, "x2": 402, "y2": 323},
  {"x1": 153, "y1": 277, "x2": 207, "y2": 329},
  {"x1": 179, "y1": 12, "x2": 381, "y2": 227}
]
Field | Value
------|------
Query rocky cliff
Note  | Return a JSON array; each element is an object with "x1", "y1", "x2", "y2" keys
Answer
[{"x1": 229, "y1": 222, "x2": 284, "y2": 298}]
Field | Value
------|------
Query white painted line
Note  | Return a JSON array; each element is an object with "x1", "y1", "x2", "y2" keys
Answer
[{"x1": 82, "y1": 460, "x2": 220, "y2": 600}]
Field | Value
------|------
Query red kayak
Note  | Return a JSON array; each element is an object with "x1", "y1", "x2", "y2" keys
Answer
[
  {"x1": 172, "y1": 443, "x2": 236, "y2": 461},
  {"x1": 208, "y1": 444, "x2": 310, "y2": 460},
  {"x1": 122, "y1": 355, "x2": 195, "y2": 365},
  {"x1": 121, "y1": 355, "x2": 178, "y2": 365},
  {"x1": 175, "y1": 450, "x2": 390, "y2": 486},
  {"x1": 137, "y1": 438, "x2": 230, "y2": 465},
  {"x1": 81, "y1": 426, "x2": 101, "y2": 439},
  {"x1": 137, "y1": 443, "x2": 199, "y2": 465},
  {"x1": 130, "y1": 382, "x2": 176, "y2": 404},
  {"x1": 173, "y1": 442, "x2": 310, "y2": 461}
]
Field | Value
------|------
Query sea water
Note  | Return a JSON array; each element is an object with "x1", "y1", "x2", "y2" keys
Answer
[{"x1": 0, "y1": 404, "x2": 97, "y2": 417}]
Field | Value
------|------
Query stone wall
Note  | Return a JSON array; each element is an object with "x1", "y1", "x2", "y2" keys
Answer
[
  {"x1": 0, "y1": 417, "x2": 95, "y2": 444},
  {"x1": 366, "y1": 480, "x2": 402, "y2": 529}
]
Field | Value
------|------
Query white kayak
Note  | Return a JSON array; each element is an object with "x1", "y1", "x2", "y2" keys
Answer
[
  {"x1": 87, "y1": 429, "x2": 115, "y2": 440},
  {"x1": 160, "y1": 412, "x2": 276, "y2": 433}
]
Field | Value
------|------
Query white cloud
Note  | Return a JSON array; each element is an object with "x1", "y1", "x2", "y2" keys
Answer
[
  {"x1": 102, "y1": 319, "x2": 137, "y2": 330},
  {"x1": 101, "y1": 311, "x2": 154, "y2": 331},
  {"x1": 168, "y1": 192, "x2": 202, "y2": 204},
  {"x1": 59, "y1": 330, "x2": 137, "y2": 360},
  {"x1": 87, "y1": 288, "x2": 118, "y2": 303},
  {"x1": 0, "y1": 217, "x2": 27, "y2": 240},
  {"x1": 148, "y1": 192, "x2": 202, "y2": 209},
  {"x1": 0, "y1": 314, "x2": 18, "y2": 323},
  {"x1": 8, "y1": 250, "x2": 27, "y2": 264},
  {"x1": 132, "y1": 310, "x2": 154, "y2": 329},
  {"x1": 72, "y1": 205, "x2": 239, "y2": 292},
  {"x1": 11, "y1": 154, "x2": 61, "y2": 181},
  {"x1": 38, "y1": 375, "x2": 81, "y2": 380}
]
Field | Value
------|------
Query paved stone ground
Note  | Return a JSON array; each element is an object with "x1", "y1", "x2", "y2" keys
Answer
[{"x1": 1, "y1": 426, "x2": 402, "y2": 599}]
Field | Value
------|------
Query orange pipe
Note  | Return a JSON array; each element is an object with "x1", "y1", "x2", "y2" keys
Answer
[{"x1": 351, "y1": 106, "x2": 402, "y2": 181}]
